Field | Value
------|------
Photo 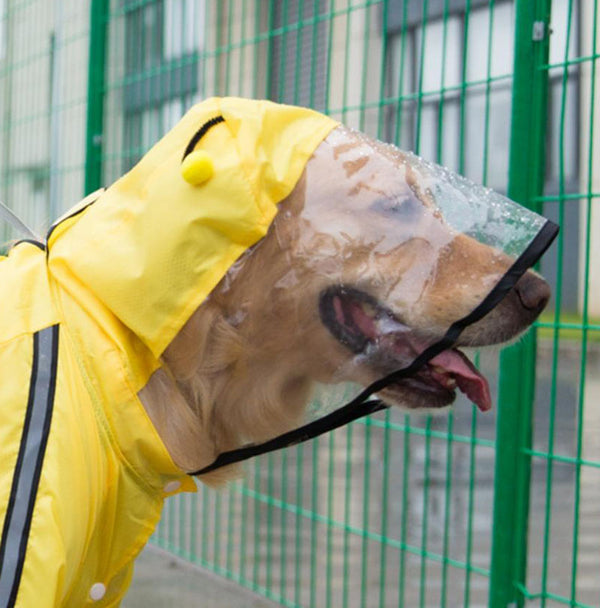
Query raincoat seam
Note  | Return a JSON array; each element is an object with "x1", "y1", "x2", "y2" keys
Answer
[{"x1": 69, "y1": 325, "x2": 163, "y2": 496}]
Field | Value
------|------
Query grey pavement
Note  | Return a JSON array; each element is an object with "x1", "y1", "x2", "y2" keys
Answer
[{"x1": 124, "y1": 545, "x2": 278, "y2": 608}]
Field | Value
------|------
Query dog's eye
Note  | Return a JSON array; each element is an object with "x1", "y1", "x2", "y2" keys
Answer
[{"x1": 371, "y1": 196, "x2": 421, "y2": 220}]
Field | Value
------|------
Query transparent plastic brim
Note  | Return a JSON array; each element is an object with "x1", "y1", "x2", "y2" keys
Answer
[{"x1": 401, "y1": 150, "x2": 548, "y2": 257}]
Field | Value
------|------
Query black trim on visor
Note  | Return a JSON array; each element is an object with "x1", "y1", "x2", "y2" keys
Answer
[{"x1": 189, "y1": 219, "x2": 559, "y2": 477}]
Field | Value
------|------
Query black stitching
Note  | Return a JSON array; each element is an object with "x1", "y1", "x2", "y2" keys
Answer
[{"x1": 182, "y1": 115, "x2": 225, "y2": 162}]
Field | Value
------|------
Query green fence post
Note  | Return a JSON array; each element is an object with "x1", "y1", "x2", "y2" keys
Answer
[
  {"x1": 84, "y1": 0, "x2": 109, "y2": 195},
  {"x1": 488, "y1": 1, "x2": 552, "y2": 607}
]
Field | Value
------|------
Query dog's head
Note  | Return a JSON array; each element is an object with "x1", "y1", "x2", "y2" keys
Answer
[
  {"x1": 46, "y1": 99, "x2": 555, "y2": 477},
  {"x1": 171, "y1": 126, "x2": 551, "y2": 433}
]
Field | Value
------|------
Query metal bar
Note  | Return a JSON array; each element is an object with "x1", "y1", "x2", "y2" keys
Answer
[
  {"x1": 359, "y1": 7, "x2": 374, "y2": 604},
  {"x1": 293, "y1": 443, "x2": 304, "y2": 608},
  {"x1": 488, "y1": 1, "x2": 553, "y2": 607},
  {"x1": 524, "y1": 450, "x2": 600, "y2": 470},
  {"x1": 84, "y1": 0, "x2": 109, "y2": 195},
  {"x1": 309, "y1": 440, "x2": 319, "y2": 608},
  {"x1": 375, "y1": 7, "x2": 391, "y2": 606},
  {"x1": 325, "y1": 433, "x2": 334, "y2": 608},
  {"x1": 542, "y1": 2, "x2": 574, "y2": 604}
]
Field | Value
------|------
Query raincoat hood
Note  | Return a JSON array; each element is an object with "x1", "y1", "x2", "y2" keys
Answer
[
  {"x1": 0, "y1": 98, "x2": 338, "y2": 607},
  {"x1": 49, "y1": 97, "x2": 339, "y2": 358}
]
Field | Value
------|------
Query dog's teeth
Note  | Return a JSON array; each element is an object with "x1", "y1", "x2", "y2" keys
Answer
[
  {"x1": 447, "y1": 378, "x2": 457, "y2": 388},
  {"x1": 432, "y1": 365, "x2": 446, "y2": 374}
]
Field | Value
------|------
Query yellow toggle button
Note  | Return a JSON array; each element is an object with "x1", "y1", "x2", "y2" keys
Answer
[{"x1": 181, "y1": 150, "x2": 214, "y2": 186}]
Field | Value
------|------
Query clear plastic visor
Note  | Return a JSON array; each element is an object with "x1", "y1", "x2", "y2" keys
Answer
[{"x1": 196, "y1": 126, "x2": 555, "y2": 452}]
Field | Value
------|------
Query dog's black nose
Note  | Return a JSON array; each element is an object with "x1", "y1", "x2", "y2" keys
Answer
[{"x1": 514, "y1": 272, "x2": 551, "y2": 314}]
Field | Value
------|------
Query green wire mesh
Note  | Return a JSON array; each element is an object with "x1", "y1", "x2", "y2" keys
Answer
[
  {"x1": 1, "y1": 1, "x2": 599, "y2": 607},
  {"x1": 0, "y1": 0, "x2": 90, "y2": 243}
]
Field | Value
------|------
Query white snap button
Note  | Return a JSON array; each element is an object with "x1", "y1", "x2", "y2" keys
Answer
[
  {"x1": 89, "y1": 583, "x2": 106, "y2": 601},
  {"x1": 164, "y1": 480, "x2": 181, "y2": 493}
]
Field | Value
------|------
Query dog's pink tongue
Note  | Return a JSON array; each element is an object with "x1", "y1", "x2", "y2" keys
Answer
[{"x1": 429, "y1": 350, "x2": 492, "y2": 412}]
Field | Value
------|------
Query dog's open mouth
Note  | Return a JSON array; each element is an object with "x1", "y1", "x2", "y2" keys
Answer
[{"x1": 319, "y1": 286, "x2": 492, "y2": 411}]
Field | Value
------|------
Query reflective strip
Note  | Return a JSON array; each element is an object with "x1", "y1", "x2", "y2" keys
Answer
[{"x1": 0, "y1": 326, "x2": 59, "y2": 608}]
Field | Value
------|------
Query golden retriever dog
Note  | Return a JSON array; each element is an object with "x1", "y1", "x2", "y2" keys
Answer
[
  {"x1": 0, "y1": 100, "x2": 554, "y2": 606},
  {"x1": 140, "y1": 124, "x2": 551, "y2": 483}
]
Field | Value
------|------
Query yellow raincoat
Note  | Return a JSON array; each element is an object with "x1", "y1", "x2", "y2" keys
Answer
[{"x1": 0, "y1": 98, "x2": 337, "y2": 607}]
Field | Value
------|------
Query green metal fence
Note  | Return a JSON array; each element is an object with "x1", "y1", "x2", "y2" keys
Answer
[{"x1": 1, "y1": 1, "x2": 599, "y2": 606}]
